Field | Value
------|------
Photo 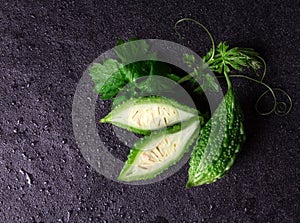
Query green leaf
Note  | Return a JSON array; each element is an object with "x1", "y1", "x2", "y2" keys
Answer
[
  {"x1": 181, "y1": 55, "x2": 219, "y2": 93},
  {"x1": 90, "y1": 39, "x2": 175, "y2": 101},
  {"x1": 183, "y1": 53, "x2": 196, "y2": 68},
  {"x1": 198, "y1": 73, "x2": 219, "y2": 92},
  {"x1": 89, "y1": 59, "x2": 130, "y2": 99},
  {"x1": 114, "y1": 38, "x2": 153, "y2": 64},
  {"x1": 150, "y1": 61, "x2": 172, "y2": 76},
  {"x1": 206, "y1": 42, "x2": 262, "y2": 75},
  {"x1": 203, "y1": 48, "x2": 213, "y2": 63}
]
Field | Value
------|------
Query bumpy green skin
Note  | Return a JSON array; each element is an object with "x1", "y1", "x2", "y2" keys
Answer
[
  {"x1": 187, "y1": 88, "x2": 246, "y2": 188},
  {"x1": 101, "y1": 96, "x2": 199, "y2": 135},
  {"x1": 118, "y1": 117, "x2": 200, "y2": 182}
]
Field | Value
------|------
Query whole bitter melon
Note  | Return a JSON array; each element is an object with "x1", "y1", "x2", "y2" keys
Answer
[{"x1": 187, "y1": 88, "x2": 246, "y2": 188}]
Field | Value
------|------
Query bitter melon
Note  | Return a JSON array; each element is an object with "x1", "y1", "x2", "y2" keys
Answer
[
  {"x1": 118, "y1": 117, "x2": 200, "y2": 182},
  {"x1": 187, "y1": 88, "x2": 246, "y2": 188},
  {"x1": 101, "y1": 96, "x2": 199, "y2": 134}
]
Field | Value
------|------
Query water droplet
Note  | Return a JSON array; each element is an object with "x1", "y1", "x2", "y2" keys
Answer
[
  {"x1": 32, "y1": 120, "x2": 39, "y2": 127},
  {"x1": 31, "y1": 140, "x2": 38, "y2": 146},
  {"x1": 13, "y1": 127, "x2": 19, "y2": 133},
  {"x1": 44, "y1": 123, "x2": 51, "y2": 129},
  {"x1": 21, "y1": 152, "x2": 28, "y2": 159},
  {"x1": 19, "y1": 169, "x2": 33, "y2": 186},
  {"x1": 47, "y1": 83, "x2": 53, "y2": 90}
]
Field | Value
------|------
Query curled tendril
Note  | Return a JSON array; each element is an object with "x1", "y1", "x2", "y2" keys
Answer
[
  {"x1": 255, "y1": 87, "x2": 292, "y2": 116},
  {"x1": 215, "y1": 74, "x2": 293, "y2": 116},
  {"x1": 174, "y1": 18, "x2": 215, "y2": 63},
  {"x1": 174, "y1": 18, "x2": 293, "y2": 116}
]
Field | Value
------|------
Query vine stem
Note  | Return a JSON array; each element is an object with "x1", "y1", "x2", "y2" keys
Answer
[
  {"x1": 174, "y1": 18, "x2": 215, "y2": 63},
  {"x1": 223, "y1": 71, "x2": 232, "y2": 90}
]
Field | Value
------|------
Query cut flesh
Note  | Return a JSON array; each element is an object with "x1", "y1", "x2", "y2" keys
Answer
[
  {"x1": 118, "y1": 118, "x2": 200, "y2": 181},
  {"x1": 101, "y1": 96, "x2": 199, "y2": 134}
]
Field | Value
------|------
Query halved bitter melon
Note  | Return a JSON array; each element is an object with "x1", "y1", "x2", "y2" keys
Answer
[
  {"x1": 186, "y1": 88, "x2": 246, "y2": 188},
  {"x1": 118, "y1": 117, "x2": 200, "y2": 182},
  {"x1": 101, "y1": 96, "x2": 199, "y2": 134}
]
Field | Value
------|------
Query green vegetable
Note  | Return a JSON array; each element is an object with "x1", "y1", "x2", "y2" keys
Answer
[
  {"x1": 187, "y1": 88, "x2": 245, "y2": 187},
  {"x1": 118, "y1": 117, "x2": 200, "y2": 181},
  {"x1": 101, "y1": 96, "x2": 199, "y2": 134},
  {"x1": 173, "y1": 19, "x2": 251, "y2": 187},
  {"x1": 89, "y1": 39, "x2": 180, "y2": 103},
  {"x1": 183, "y1": 31, "x2": 248, "y2": 187},
  {"x1": 89, "y1": 18, "x2": 292, "y2": 187}
]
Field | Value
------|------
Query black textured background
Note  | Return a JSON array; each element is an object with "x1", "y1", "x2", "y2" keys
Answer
[{"x1": 1, "y1": 0, "x2": 300, "y2": 222}]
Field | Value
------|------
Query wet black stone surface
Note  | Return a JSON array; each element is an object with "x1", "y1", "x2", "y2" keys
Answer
[{"x1": 0, "y1": 0, "x2": 299, "y2": 222}]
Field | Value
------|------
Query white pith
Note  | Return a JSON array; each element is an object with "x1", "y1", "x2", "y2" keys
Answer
[
  {"x1": 122, "y1": 121, "x2": 199, "y2": 179},
  {"x1": 111, "y1": 103, "x2": 196, "y2": 131}
]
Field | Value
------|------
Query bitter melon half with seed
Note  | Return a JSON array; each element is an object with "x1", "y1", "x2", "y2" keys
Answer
[
  {"x1": 118, "y1": 117, "x2": 200, "y2": 181},
  {"x1": 101, "y1": 96, "x2": 199, "y2": 134}
]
